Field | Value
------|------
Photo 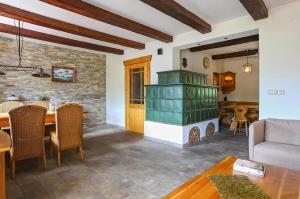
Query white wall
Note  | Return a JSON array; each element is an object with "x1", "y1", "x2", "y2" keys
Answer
[
  {"x1": 180, "y1": 49, "x2": 259, "y2": 102},
  {"x1": 107, "y1": 1, "x2": 300, "y2": 126},
  {"x1": 106, "y1": 54, "x2": 125, "y2": 126},
  {"x1": 124, "y1": 42, "x2": 174, "y2": 84},
  {"x1": 180, "y1": 49, "x2": 221, "y2": 84},
  {"x1": 222, "y1": 56, "x2": 259, "y2": 102},
  {"x1": 258, "y1": 1, "x2": 300, "y2": 119}
]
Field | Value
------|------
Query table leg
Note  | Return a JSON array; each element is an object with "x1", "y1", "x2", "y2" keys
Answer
[{"x1": 0, "y1": 152, "x2": 6, "y2": 199}]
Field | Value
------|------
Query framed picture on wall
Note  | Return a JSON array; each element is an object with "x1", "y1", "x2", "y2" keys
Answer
[{"x1": 52, "y1": 66, "x2": 76, "y2": 83}]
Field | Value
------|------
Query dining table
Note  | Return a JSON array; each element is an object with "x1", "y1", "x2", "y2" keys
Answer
[
  {"x1": 0, "y1": 130, "x2": 11, "y2": 199},
  {"x1": 0, "y1": 112, "x2": 56, "y2": 127},
  {"x1": 218, "y1": 101, "x2": 259, "y2": 129}
]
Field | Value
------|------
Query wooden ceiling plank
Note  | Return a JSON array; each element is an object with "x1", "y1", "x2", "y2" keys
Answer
[
  {"x1": 239, "y1": 0, "x2": 268, "y2": 20},
  {"x1": 140, "y1": 0, "x2": 211, "y2": 34},
  {"x1": 190, "y1": 34, "x2": 259, "y2": 52},
  {"x1": 40, "y1": 0, "x2": 173, "y2": 43},
  {"x1": 212, "y1": 49, "x2": 258, "y2": 60},
  {"x1": 0, "y1": 3, "x2": 144, "y2": 49},
  {"x1": 0, "y1": 23, "x2": 124, "y2": 55}
]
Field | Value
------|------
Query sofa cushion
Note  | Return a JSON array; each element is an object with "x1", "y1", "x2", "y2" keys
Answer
[
  {"x1": 265, "y1": 118, "x2": 300, "y2": 146},
  {"x1": 254, "y1": 142, "x2": 300, "y2": 171}
]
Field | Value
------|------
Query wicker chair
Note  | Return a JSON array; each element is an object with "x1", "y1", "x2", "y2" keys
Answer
[
  {"x1": 31, "y1": 101, "x2": 55, "y2": 136},
  {"x1": 0, "y1": 101, "x2": 25, "y2": 132},
  {"x1": 31, "y1": 101, "x2": 50, "y2": 110},
  {"x1": 0, "y1": 101, "x2": 24, "y2": 113},
  {"x1": 9, "y1": 105, "x2": 47, "y2": 178},
  {"x1": 50, "y1": 103, "x2": 83, "y2": 166}
]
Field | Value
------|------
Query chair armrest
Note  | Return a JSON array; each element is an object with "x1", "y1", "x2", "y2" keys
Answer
[{"x1": 249, "y1": 120, "x2": 265, "y2": 160}]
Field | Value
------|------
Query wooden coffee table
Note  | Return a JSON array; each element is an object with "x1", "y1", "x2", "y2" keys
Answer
[{"x1": 164, "y1": 156, "x2": 300, "y2": 199}]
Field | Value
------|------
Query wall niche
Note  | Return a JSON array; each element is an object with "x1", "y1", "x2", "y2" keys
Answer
[{"x1": 213, "y1": 71, "x2": 236, "y2": 94}]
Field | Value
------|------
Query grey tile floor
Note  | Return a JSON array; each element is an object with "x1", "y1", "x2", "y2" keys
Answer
[{"x1": 6, "y1": 125, "x2": 248, "y2": 199}]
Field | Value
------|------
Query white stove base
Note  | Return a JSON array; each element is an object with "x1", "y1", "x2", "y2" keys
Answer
[{"x1": 144, "y1": 119, "x2": 219, "y2": 148}]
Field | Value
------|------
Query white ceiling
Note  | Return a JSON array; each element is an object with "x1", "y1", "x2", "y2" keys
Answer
[
  {"x1": 264, "y1": 0, "x2": 299, "y2": 8},
  {"x1": 0, "y1": 0, "x2": 297, "y2": 52}
]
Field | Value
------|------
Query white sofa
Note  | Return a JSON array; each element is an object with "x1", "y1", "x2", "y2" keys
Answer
[{"x1": 249, "y1": 118, "x2": 300, "y2": 171}]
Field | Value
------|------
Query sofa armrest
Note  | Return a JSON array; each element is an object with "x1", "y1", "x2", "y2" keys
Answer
[{"x1": 249, "y1": 120, "x2": 265, "y2": 160}]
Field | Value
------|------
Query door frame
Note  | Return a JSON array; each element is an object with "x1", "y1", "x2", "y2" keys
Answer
[{"x1": 123, "y1": 55, "x2": 151, "y2": 133}]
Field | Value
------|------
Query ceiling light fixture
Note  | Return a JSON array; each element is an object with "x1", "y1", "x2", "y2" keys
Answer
[
  {"x1": 243, "y1": 49, "x2": 253, "y2": 73},
  {"x1": 0, "y1": 69, "x2": 6, "y2": 76},
  {"x1": 31, "y1": 68, "x2": 51, "y2": 78},
  {"x1": 0, "y1": 20, "x2": 50, "y2": 78}
]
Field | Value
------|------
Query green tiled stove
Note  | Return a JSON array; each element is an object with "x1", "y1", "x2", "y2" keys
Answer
[{"x1": 145, "y1": 70, "x2": 218, "y2": 126}]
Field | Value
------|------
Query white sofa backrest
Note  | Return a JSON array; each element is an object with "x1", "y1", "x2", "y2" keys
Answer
[{"x1": 265, "y1": 118, "x2": 300, "y2": 146}]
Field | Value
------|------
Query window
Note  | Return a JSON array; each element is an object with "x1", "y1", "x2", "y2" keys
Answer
[{"x1": 130, "y1": 68, "x2": 144, "y2": 104}]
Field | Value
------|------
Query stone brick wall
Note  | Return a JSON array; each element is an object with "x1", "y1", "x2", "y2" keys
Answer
[{"x1": 0, "y1": 36, "x2": 106, "y2": 131}]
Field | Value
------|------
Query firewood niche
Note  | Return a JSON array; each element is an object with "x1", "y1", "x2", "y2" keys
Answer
[{"x1": 213, "y1": 71, "x2": 236, "y2": 94}]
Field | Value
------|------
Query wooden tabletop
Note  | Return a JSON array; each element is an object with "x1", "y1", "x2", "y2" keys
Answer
[
  {"x1": 0, "y1": 112, "x2": 55, "y2": 127},
  {"x1": 164, "y1": 156, "x2": 300, "y2": 199},
  {"x1": 0, "y1": 111, "x2": 55, "y2": 118},
  {"x1": 0, "y1": 130, "x2": 11, "y2": 153}
]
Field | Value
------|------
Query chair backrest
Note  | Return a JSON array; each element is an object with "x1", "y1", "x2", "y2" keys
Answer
[
  {"x1": 265, "y1": 118, "x2": 300, "y2": 146},
  {"x1": 56, "y1": 103, "x2": 83, "y2": 150},
  {"x1": 234, "y1": 105, "x2": 248, "y2": 121},
  {"x1": 32, "y1": 101, "x2": 50, "y2": 110},
  {"x1": 9, "y1": 105, "x2": 47, "y2": 161},
  {"x1": 0, "y1": 101, "x2": 24, "y2": 113}
]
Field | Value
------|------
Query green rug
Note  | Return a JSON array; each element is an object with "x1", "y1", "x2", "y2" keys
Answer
[{"x1": 208, "y1": 175, "x2": 271, "y2": 199}]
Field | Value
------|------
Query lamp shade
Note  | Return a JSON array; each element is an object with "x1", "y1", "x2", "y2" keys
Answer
[
  {"x1": 31, "y1": 68, "x2": 51, "y2": 78},
  {"x1": 243, "y1": 63, "x2": 253, "y2": 73}
]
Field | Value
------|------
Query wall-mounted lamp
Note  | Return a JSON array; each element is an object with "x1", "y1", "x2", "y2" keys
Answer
[{"x1": 224, "y1": 76, "x2": 233, "y2": 81}]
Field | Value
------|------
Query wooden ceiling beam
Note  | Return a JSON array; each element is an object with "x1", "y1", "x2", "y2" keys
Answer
[
  {"x1": 0, "y1": 3, "x2": 144, "y2": 49},
  {"x1": 239, "y1": 0, "x2": 268, "y2": 20},
  {"x1": 190, "y1": 34, "x2": 259, "y2": 52},
  {"x1": 140, "y1": 0, "x2": 211, "y2": 34},
  {"x1": 0, "y1": 23, "x2": 124, "y2": 55},
  {"x1": 40, "y1": 0, "x2": 173, "y2": 43},
  {"x1": 212, "y1": 49, "x2": 258, "y2": 60}
]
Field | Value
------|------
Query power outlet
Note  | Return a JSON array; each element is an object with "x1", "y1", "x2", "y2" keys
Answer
[
  {"x1": 268, "y1": 89, "x2": 277, "y2": 95},
  {"x1": 268, "y1": 89, "x2": 285, "y2": 95},
  {"x1": 278, "y1": 89, "x2": 285, "y2": 95}
]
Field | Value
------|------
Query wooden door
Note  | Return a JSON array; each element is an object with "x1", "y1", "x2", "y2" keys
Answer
[{"x1": 124, "y1": 55, "x2": 151, "y2": 134}]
